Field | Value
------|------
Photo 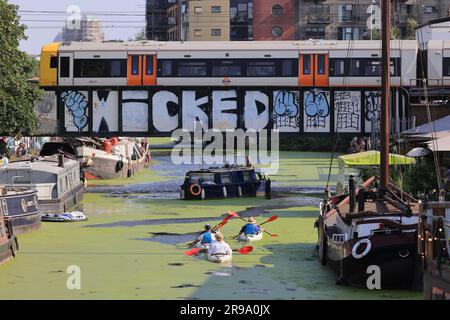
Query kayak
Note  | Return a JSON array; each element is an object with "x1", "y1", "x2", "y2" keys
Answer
[
  {"x1": 207, "y1": 253, "x2": 232, "y2": 263},
  {"x1": 238, "y1": 232, "x2": 263, "y2": 242},
  {"x1": 193, "y1": 242, "x2": 210, "y2": 249}
]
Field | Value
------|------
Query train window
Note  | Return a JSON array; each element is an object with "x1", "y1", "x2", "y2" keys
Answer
[
  {"x1": 247, "y1": 61, "x2": 276, "y2": 77},
  {"x1": 161, "y1": 60, "x2": 173, "y2": 76},
  {"x1": 443, "y1": 58, "x2": 450, "y2": 76},
  {"x1": 282, "y1": 60, "x2": 296, "y2": 77},
  {"x1": 317, "y1": 55, "x2": 326, "y2": 75},
  {"x1": 145, "y1": 55, "x2": 153, "y2": 75},
  {"x1": 332, "y1": 59, "x2": 346, "y2": 76},
  {"x1": 178, "y1": 61, "x2": 207, "y2": 77},
  {"x1": 303, "y1": 55, "x2": 311, "y2": 75},
  {"x1": 131, "y1": 56, "x2": 139, "y2": 75},
  {"x1": 350, "y1": 59, "x2": 363, "y2": 76},
  {"x1": 60, "y1": 57, "x2": 70, "y2": 78},
  {"x1": 213, "y1": 60, "x2": 241, "y2": 77},
  {"x1": 50, "y1": 56, "x2": 58, "y2": 68},
  {"x1": 111, "y1": 60, "x2": 122, "y2": 77},
  {"x1": 74, "y1": 59, "x2": 126, "y2": 78},
  {"x1": 365, "y1": 60, "x2": 381, "y2": 76}
]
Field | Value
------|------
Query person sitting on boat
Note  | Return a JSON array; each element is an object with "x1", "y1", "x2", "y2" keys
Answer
[
  {"x1": 208, "y1": 232, "x2": 232, "y2": 257},
  {"x1": 239, "y1": 217, "x2": 263, "y2": 236},
  {"x1": 197, "y1": 224, "x2": 216, "y2": 246}
]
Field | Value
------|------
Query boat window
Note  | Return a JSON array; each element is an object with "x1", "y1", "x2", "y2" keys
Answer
[
  {"x1": 213, "y1": 60, "x2": 241, "y2": 77},
  {"x1": 247, "y1": 60, "x2": 276, "y2": 77},
  {"x1": 59, "y1": 178, "x2": 63, "y2": 192},
  {"x1": 65, "y1": 176, "x2": 68, "y2": 190},
  {"x1": 189, "y1": 173, "x2": 214, "y2": 183},
  {"x1": 178, "y1": 61, "x2": 208, "y2": 77},
  {"x1": 243, "y1": 171, "x2": 253, "y2": 182},
  {"x1": 444, "y1": 58, "x2": 450, "y2": 76},
  {"x1": 220, "y1": 173, "x2": 232, "y2": 184},
  {"x1": 60, "y1": 57, "x2": 70, "y2": 78}
]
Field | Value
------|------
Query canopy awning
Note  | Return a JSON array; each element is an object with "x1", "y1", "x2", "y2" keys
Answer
[
  {"x1": 338, "y1": 150, "x2": 416, "y2": 166},
  {"x1": 402, "y1": 115, "x2": 450, "y2": 137},
  {"x1": 427, "y1": 135, "x2": 450, "y2": 152}
]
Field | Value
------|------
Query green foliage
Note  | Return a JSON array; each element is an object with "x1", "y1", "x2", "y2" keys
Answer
[
  {"x1": 403, "y1": 158, "x2": 438, "y2": 198},
  {"x1": 131, "y1": 28, "x2": 146, "y2": 41},
  {"x1": 0, "y1": 0, "x2": 42, "y2": 136},
  {"x1": 405, "y1": 18, "x2": 418, "y2": 40}
]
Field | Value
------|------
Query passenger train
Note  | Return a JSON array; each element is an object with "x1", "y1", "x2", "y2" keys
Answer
[{"x1": 38, "y1": 40, "x2": 450, "y2": 89}]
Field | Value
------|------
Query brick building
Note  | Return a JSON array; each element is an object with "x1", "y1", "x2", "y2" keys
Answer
[
  {"x1": 253, "y1": 0, "x2": 297, "y2": 40},
  {"x1": 146, "y1": 0, "x2": 185, "y2": 41}
]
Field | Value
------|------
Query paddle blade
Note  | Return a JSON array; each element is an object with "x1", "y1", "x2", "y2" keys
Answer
[
  {"x1": 268, "y1": 233, "x2": 278, "y2": 237},
  {"x1": 238, "y1": 246, "x2": 253, "y2": 254},
  {"x1": 227, "y1": 209, "x2": 240, "y2": 218},
  {"x1": 261, "y1": 215, "x2": 278, "y2": 225},
  {"x1": 184, "y1": 248, "x2": 202, "y2": 256}
]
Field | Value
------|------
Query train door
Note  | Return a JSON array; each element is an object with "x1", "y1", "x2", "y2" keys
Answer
[
  {"x1": 299, "y1": 53, "x2": 329, "y2": 87},
  {"x1": 127, "y1": 54, "x2": 142, "y2": 86},
  {"x1": 58, "y1": 52, "x2": 73, "y2": 86},
  {"x1": 142, "y1": 54, "x2": 157, "y2": 85}
]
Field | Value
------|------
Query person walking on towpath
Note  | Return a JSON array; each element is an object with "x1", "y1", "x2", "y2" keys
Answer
[
  {"x1": 238, "y1": 217, "x2": 263, "y2": 236},
  {"x1": 208, "y1": 232, "x2": 232, "y2": 257}
]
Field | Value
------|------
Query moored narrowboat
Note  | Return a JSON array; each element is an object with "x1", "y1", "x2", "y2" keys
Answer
[
  {"x1": 0, "y1": 187, "x2": 40, "y2": 234},
  {"x1": 0, "y1": 209, "x2": 19, "y2": 266},
  {"x1": 0, "y1": 155, "x2": 84, "y2": 214},
  {"x1": 180, "y1": 165, "x2": 269, "y2": 200}
]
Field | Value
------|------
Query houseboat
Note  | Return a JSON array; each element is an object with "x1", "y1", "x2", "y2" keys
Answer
[
  {"x1": 180, "y1": 165, "x2": 269, "y2": 200},
  {"x1": 40, "y1": 137, "x2": 150, "y2": 180},
  {"x1": 0, "y1": 155, "x2": 84, "y2": 214},
  {"x1": 419, "y1": 201, "x2": 450, "y2": 299},
  {"x1": 0, "y1": 210, "x2": 18, "y2": 266},
  {"x1": 0, "y1": 186, "x2": 40, "y2": 234}
]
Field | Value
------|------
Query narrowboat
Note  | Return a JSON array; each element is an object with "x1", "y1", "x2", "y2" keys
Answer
[
  {"x1": 0, "y1": 209, "x2": 19, "y2": 266},
  {"x1": 180, "y1": 165, "x2": 269, "y2": 200},
  {"x1": 419, "y1": 201, "x2": 450, "y2": 299},
  {"x1": 0, "y1": 155, "x2": 84, "y2": 214},
  {"x1": 40, "y1": 137, "x2": 150, "y2": 180},
  {"x1": 0, "y1": 186, "x2": 40, "y2": 234}
]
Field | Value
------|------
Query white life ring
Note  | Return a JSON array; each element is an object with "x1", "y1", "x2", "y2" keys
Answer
[{"x1": 351, "y1": 238, "x2": 372, "y2": 259}]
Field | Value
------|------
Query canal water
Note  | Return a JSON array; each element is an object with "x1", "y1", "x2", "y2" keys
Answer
[{"x1": 0, "y1": 152, "x2": 420, "y2": 299}]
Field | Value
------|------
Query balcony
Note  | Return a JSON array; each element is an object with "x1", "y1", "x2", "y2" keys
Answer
[{"x1": 308, "y1": 15, "x2": 330, "y2": 24}]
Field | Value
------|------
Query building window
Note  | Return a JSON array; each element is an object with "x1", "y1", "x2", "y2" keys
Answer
[
  {"x1": 309, "y1": 5, "x2": 330, "y2": 24},
  {"x1": 194, "y1": 6, "x2": 202, "y2": 14},
  {"x1": 425, "y1": 6, "x2": 436, "y2": 14},
  {"x1": 211, "y1": 6, "x2": 221, "y2": 13},
  {"x1": 338, "y1": 27, "x2": 360, "y2": 40},
  {"x1": 211, "y1": 28, "x2": 221, "y2": 37},
  {"x1": 338, "y1": 4, "x2": 354, "y2": 22},
  {"x1": 272, "y1": 26, "x2": 283, "y2": 38},
  {"x1": 305, "y1": 26, "x2": 325, "y2": 39},
  {"x1": 272, "y1": 4, "x2": 282, "y2": 16},
  {"x1": 194, "y1": 29, "x2": 202, "y2": 37}
]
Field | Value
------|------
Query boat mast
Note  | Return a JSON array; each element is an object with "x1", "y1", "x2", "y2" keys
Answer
[{"x1": 380, "y1": 0, "x2": 391, "y2": 189}]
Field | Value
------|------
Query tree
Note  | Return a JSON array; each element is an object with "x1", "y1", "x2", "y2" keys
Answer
[
  {"x1": 0, "y1": 0, "x2": 42, "y2": 136},
  {"x1": 130, "y1": 28, "x2": 146, "y2": 41},
  {"x1": 405, "y1": 18, "x2": 418, "y2": 40}
]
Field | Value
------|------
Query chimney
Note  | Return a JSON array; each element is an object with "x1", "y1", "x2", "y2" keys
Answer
[
  {"x1": 58, "y1": 154, "x2": 64, "y2": 167},
  {"x1": 349, "y1": 175, "x2": 356, "y2": 213},
  {"x1": 358, "y1": 187, "x2": 366, "y2": 212}
]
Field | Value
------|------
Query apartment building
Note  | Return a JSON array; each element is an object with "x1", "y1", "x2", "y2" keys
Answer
[
  {"x1": 188, "y1": 0, "x2": 230, "y2": 40},
  {"x1": 146, "y1": 0, "x2": 185, "y2": 41},
  {"x1": 61, "y1": 15, "x2": 104, "y2": 42},
  {"x1": 253, "y1": 0, "x2": 297, "y2": 40}
]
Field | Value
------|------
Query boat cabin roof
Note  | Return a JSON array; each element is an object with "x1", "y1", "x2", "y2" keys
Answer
[
  {"x1": 187, "y1": 166, "x2": 256, "y2": 175},
  {"x1": 3, "y1": 156, "x2": 79, "y2": 174}
]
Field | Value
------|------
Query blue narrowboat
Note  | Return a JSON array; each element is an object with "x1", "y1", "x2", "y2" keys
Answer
[{"x1": 180, "y1": 165, "x2": 269, "y2": 200}]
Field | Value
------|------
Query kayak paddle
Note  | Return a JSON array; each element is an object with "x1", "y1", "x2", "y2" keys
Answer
[
  {"x1": 184, "y1": 246, "x2": 253, "y2": 256},
  {"x1": 235, "y1": 246, "x2": 253, "y2": 254},
  {"x1": 260, "y1": 215, "x2": 278, "y2": 225}
]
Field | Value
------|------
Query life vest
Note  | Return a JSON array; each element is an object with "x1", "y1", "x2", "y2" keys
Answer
[
  {"x1": 243, "y1": 223, "x2": 260, "y2": 235},
  {"x1": 201, "y1": 232, "x2": 212, "y2": 244}
]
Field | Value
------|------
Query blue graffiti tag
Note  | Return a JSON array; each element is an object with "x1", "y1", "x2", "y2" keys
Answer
[
  {"x1": 305, "y1": 91, "x2": 330, "y2": 118},
  {"x1": 61, "y1": 91, "x2": 88, "y2": 131}
]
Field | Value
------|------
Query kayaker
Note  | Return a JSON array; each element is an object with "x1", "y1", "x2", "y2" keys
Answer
[
  {"x1": 196, "y1": 224, "x2": 215, "y2": 246},
  {"x1": 208, "y1": 232, "x2": 232, "y2": 257},
  {"x1": 238, "y1": 217, "x2": 263, "y2": 236}
]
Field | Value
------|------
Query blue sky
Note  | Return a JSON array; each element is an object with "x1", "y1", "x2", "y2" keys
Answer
[{"x1": 11, "y1": 0, "x2": 146, "y2": 54}]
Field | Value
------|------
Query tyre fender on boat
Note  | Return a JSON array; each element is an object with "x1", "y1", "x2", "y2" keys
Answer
[
  {"x1": 351, "y1": 238, "x2": 372, "y2": 259},
  {"x1": 190, "y1": 184, "x2": 202, "y2": 197}
]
